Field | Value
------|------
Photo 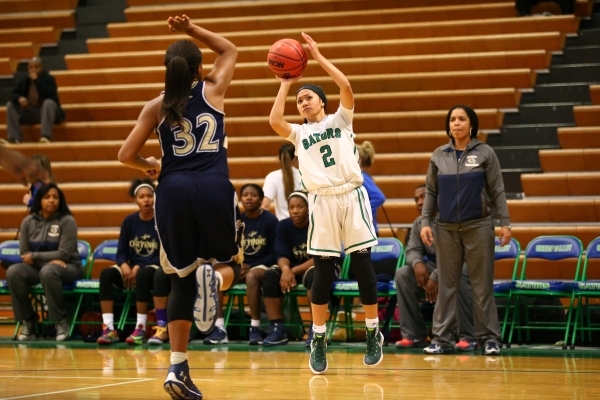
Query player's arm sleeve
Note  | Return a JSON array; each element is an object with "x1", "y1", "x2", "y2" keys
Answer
[
  {"x1": 274, "y1": 221, "x2": 292, "y2": 261},
  {"x1": 421, "y1": 151, "x2": 439, "y2": 228},
  {"x1": 406, "y1": 219, "x2": 426, "y2": 269}
]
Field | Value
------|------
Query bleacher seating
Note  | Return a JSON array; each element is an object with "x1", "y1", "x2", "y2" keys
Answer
[{"x1": 0, "y1": 0, "x2": 598, "y2": 264}]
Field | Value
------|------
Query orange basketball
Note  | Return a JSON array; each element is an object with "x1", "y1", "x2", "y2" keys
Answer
[
  {"x1": 80, "y1": 311, "x2": 103, "y2": 338},
  {"x1": 267, "y1": 39, "x2": 307, "y2": 79}
]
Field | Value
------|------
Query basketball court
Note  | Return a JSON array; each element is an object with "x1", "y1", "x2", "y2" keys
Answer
[{"x1": 1, "y1": 340, "x2": 599, "y2": 399}]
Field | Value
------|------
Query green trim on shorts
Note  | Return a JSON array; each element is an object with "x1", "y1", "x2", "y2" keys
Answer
[
  {"x1": 308, "y1": 194, "x2": 316, "y2": 250},
  {"x1": 356, "y1": 188, "x2": 377, "y2": 241},
  {"x1": 345, "y1": 238, "x2": 378, "y2": 252}
]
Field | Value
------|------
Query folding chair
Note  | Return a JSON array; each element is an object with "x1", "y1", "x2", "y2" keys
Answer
[
  {"x1": 26, "y1": 240, "x2": 93, "y2": 338},
  {"x1": 506, "y1": 235, "x2": 583, "y2": 349},
  {"x1": 328, "y1": 237, "x2": 404, "y2": 342},
  {"x1": 0, "y1": 240, "x2": 22, "y2": 335},
  {"x1": 569, "y1": 237, "x2": 600, "y2": 349},
  {"x1": 492, "y1": 237, "x2": 521, "y2": 343}
]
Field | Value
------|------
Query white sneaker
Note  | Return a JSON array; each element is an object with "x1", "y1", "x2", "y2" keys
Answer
[
  {"x1": 18, "y1": 320, "x2": 35, "y2": 341},
  {"x1": 193, "y1": 264, "x2": 218, "y2": 334},
  {"x1": 56, "y1": 318, "x2": 69, "y2": 341}
]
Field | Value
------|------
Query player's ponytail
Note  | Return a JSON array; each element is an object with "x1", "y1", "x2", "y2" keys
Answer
[
  {"x1": 279, "y1": 143, "x2": 296, "y2": 200},
  {"x1": 161, "y1": 40, "x2": 203, "y2": 126}
]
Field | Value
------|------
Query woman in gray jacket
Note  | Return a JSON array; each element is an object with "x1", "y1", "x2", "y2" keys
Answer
[
  {"x1": 420, "y1": 105, "x2": 511, "y2": 356},
  {"x1": 7, "y1": 182, "x2": 82, "y2": 341}
]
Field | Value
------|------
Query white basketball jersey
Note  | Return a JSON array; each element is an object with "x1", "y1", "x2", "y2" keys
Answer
[{"x1": 287, "y1": 105, "x2": 363, "y2": 193}]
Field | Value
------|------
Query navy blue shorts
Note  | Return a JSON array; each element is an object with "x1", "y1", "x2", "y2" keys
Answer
[{"x1": 155, "y1": 173, "x2": 242, "y2": 275}]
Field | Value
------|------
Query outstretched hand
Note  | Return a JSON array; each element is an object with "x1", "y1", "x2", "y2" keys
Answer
[
  {"x1": 301, "y1": 32, "x2": 320, "y2": 59},
  {"x1": 167, "y1": 14, "x2": 191, "y2": 33}
]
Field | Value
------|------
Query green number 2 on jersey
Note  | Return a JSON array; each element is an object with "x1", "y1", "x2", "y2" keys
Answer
[{"x1": 320, "y1": 145, "x2": 336, "y2": 168}]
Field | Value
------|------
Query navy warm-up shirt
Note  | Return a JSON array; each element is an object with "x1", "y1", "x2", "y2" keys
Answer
[
  {"x1": 116, "y1": 212, "x2": 160, "y2": 268},
  {"x1": 274, "y1": 218, "x2": 311, "y2": 267},
  {"x1": 241, "y1": 210, "x2": 278, "y2": 267}
]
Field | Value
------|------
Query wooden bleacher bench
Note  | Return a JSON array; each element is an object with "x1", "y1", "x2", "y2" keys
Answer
[
  {"x1": 0, "y1": 0, "x2": 77, "y2": 13},
  {"x1": 110, "y1": 3, "x2": 517, "y2": 37},
  {"x1": 88, "y1": 17, "x2": 578, "y2": 53},
  {"x1": 574, "y1": 105, "x2": 600, "y2": 126},
  {"x1": 0, "y1": 27, "x2": 61, "y2": 44},
  {"x1": 511, "y1": 198, "x2": 600, "y2": 222},
  {"x1": 0, "y1": 10, "x2": 75, "y2": 30},
  {"x1": 0, "y1": 90, "x2": 517, "y2": 123},
  {"x1": 557, "y1": 127, "x2": 600, "y2": 148},
  {"x1": 0, "y1": 57, "x2": 12, "y2": 75},
  {"x1": 590, "y1": 85, "x2": 600, "y2": 104},
  {"x1": 0, "y1": 203, "x2": 136, "y2": 229},
  {"x1": 122, "y1": 0, "x2": 510, "y2": 22},
  {"x1": 0, "y1": 42, "x2": 40, "y2": 61},
  {"x1": 521, "y1": 172, "x2": 600, "y2": 196},
  {"x1": 52, "y1": 51, "x2": 550, "y2": 86},
  {"x1": 540, "y1": 149, "x2": 600, "y2": 172},
  {"x1": 55, "y1": 70, "x2": 536, "y2": 105},
  {"x1": 375, "y1": 198, "x2": 600, "y2": 225},
  {"x1": 0, "y1": 108, "x2": 503, "y2": 140},
  {"x1": 83, "y1": 32, "x2": 564, "y2": 68}
]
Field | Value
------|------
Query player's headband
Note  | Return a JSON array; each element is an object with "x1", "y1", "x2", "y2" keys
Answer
[
  {"x1": 134, "y1": 183, "x2": 155, "y2": 196},
  {"x1": 288, "y1": 191, "x2": 309, "y2": 204},
  {"x1": 297, "y1": 84, "x2": 327, "y2": 109}
]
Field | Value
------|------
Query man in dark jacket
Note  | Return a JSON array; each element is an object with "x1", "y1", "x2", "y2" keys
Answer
[{"x1": 4, "y1": 57, "x2": 64, "y2": 143}]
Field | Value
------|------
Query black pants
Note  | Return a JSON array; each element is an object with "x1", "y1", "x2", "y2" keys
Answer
[{"x1": 99, "y1": 266, "x2": 171, "y2": 303}]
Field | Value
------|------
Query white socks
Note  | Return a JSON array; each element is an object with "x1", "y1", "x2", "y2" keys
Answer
[
  {"x1": 365, "y1": 318, "x2": 379, "y2": 329},
  {"x1": 313, "y1": 324, "x2": 326, "y2": 334},
  {"x1": 102, "y1": 313, "x2": 114, "y2": 331},
  {"x1": 171, "y1": 352, "x2": 187, "y2": 365},
  {"x1": 136, "y1": 313, "x2": 147, "y2": 329}
]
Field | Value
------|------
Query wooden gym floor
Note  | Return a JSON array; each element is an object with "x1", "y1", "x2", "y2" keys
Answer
[{"x1": 0, "y1": 340, "x2": 599, "y2": 399}]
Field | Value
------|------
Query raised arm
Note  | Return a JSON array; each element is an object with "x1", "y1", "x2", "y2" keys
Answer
[
  {"x1": 269, "y1": 80, "x2": 295, "y2": 138},
  {"x1": 117, "y1": 96, "x2": 162, "y2": 178},
  {"x1": 302, "y1": 32, "x2": 353, "y2": 109},
  {"x1": 167, "y1": 15, "x2": 237, "y2": 100}
]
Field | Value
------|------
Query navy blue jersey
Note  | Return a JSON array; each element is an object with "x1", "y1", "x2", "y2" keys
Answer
[
  {"x1": 116, "y1": 212, "x2": 160, "y2": 268},
  {"x1": 156, "y1": 81, "x2": 229, "y2": 180},
  {"x1": 241, "y1": 210, "x2": 278, "y2": 267},
  {"x1": 274, "y1": 218, "x2": 311, "y2": 267}
]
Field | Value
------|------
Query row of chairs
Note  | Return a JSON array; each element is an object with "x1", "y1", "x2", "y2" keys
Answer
[{"x1": 1, "y1": 235, "x2": 599, "y2": 348}]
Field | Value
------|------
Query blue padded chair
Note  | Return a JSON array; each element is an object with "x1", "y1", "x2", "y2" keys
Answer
[
  {"x1": 329, "y1": 237, "x2": 404, "y2": 342},
  {"x1": 569, "y1": 237, "x2": 600, "y2": 349},
  {"x1": 492, "y1": 237, "x2": 521, "y2": 342},
  {"x1": 506, "y1": 236, "x2": 583, "y2": 349},
  {"x1": 0, "y1": 240, "x2": 20, "y2": 295}
]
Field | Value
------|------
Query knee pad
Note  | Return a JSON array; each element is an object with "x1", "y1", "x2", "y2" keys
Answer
[
  {"x1": 167, "y1": 272, "x2": 196, "y2": 322},
  {"x1": 311, "y1": 256, "x2": 337, "y2": 305},
  {"x1": 262, "y1": 268, "x2": 283, "y2": 298},
  {"x1": 350, "y1": 249, "x2": 378, "y2": 305},
  {"x1": 303, "y1": 267, "x2": 315, "y2": 290}
]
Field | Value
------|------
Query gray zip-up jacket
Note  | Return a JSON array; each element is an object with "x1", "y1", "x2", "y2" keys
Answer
[
  {"x1": 19, "y1": 213, "x2": 81, "y2": 269},
  {"x1": 421, "y1": 138, "x2": 510, "y2": 230},
  {"x1": 406, "y1": 215, "x2": 438, "y2": 281}
]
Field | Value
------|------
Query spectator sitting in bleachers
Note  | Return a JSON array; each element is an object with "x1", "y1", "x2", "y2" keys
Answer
[
  {"x1": 2, "y1": 57, "x2": 64, "y2": 144},
  {"x1": 96, "y1": 178, "x2": 171, "y2": 346},
  {"x1": 261, "y1": 143, "x2": 301, "y2": 220},
  {"x1": 7, "y1": 182, "x2": 83, "y2": 341},
  {"x1": 357, "y1": 141, "x2": 386, "y2": 236},
  {"x1": 203, "y1": 183, "x2": 279, "y2": 345},
  {"x1": 394, "y1": 184, "x2": 476, "y2": 351}
]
